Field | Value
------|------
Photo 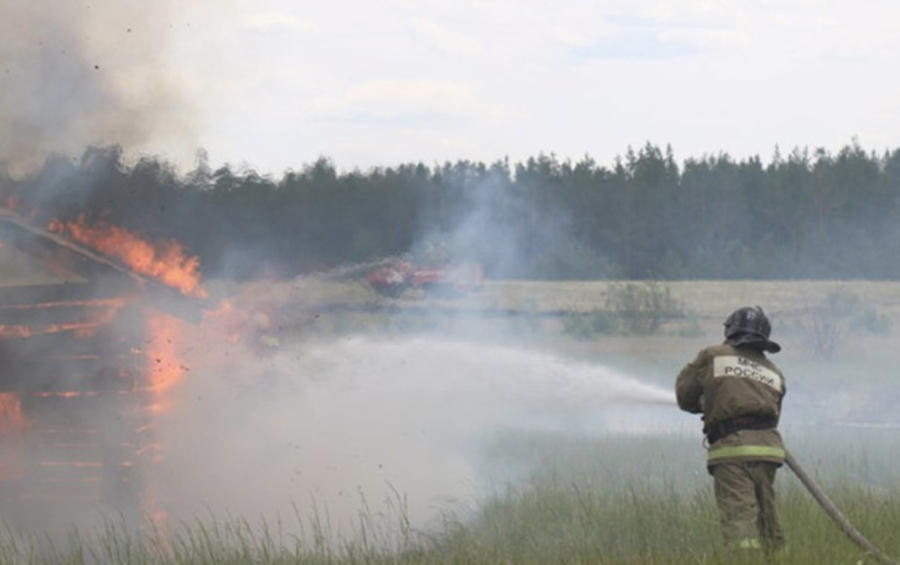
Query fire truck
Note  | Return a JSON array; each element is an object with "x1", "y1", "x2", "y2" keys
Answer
[{"x1": 365, "y1": 259, "x2": 484, "y2": 297}]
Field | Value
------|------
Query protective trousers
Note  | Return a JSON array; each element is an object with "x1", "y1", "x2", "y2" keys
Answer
[{"x1": 712, "y1": 461, "x2": 784, "y2": 552}]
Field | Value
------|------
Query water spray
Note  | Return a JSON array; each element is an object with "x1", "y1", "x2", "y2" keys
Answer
[
  {"x1": 156, "y1": 335, "x2": 680, "y2": 541},
  {"x1": 785, "y1": 450, "x2": 899, "y2": 565}
]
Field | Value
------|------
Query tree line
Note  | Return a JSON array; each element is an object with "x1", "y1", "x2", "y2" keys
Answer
[{"x1": 3, "y1": 142, "x2": 900, "y2": 281}]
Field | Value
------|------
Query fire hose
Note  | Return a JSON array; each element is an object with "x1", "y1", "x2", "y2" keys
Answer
[{"x1": 785, "y1": 450, "x2": 899, "y2": 565}]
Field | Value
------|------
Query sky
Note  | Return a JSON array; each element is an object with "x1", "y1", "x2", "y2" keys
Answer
[{"x1": 3, "y1": 0, "x2": 900, "y2": 176}]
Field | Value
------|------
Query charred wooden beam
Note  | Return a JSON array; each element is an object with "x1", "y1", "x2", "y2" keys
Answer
[
  {"x1": 0, "y1": 327, "x2": 135, "y2": 359},
  {"x1": 0, "y1": 281, "x2": 136, "y2": 306},
  {"x1": 0, "y1": 301, "x2": 122, "y2": 326}
]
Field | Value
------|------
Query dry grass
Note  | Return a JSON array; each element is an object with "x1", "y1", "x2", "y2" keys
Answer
[
  {"x1": 215, "y1": 277, "x2": 900, "y2": 334},
  {"x1": 223, "y1": 277, "x2": 900, "y2": 315},
  {"x1": 473, "y1": 279, "x2": 900, "y2": 321},
  {"x1": 664, "y1": 280, "x2": 900, "y2": 321}
]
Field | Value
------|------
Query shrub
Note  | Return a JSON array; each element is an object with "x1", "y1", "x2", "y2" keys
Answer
[
  {"x1": 560, "y1": 282, "x2": 688, "y2": 338},
  {"x1": 852, "y1": 307, "x2": 893, "y2": 336},
  {"x1": 799, "y1": 288, "x2": 892, "y2": 359},
  {"x1": 604, "y1": 281, "x2": 685, "y2": 335}
]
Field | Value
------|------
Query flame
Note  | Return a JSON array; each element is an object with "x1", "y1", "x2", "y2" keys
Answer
[
  {"x1": 0, "y1": 393, "x2": 27, "y2": 480},
  {"x1": 48, "y1": 214, "x2": 206, "y2": 298},
  {"x1": 144, "y1": 311, "x2": 186, "y2": 416},
  {"x1": 0, "y1": 321, "x2": 103, "y2": 340},
  {"x1": 140, "y1": 311, "x2": 191, "y2": 532},
  {"x1": 33, "y1": 392, "x2": 101, "y2": 399},
  {"x1": 0, "y1": 298, "x2": 124, "y2": 340},
  {"x1": 0, "y1": 214, "x2": 203, "y2": 526}
]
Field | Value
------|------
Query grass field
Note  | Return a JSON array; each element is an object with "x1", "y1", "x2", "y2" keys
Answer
[
  {"x1": 3, "y1": 432, "x2": 898, "y2": 564},
  {"x1": 3, "y1": 278, "x2": 899, "y2": 564}
]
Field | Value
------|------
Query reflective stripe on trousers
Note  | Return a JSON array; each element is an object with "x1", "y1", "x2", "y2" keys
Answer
[{"x1": 708, "y1": 445, "x2": 785, "y2": 462}]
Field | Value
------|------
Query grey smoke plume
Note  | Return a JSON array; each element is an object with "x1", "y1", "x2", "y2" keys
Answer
[{"x1": 0, "y1": 1, "x2": 193, "y2": 175}]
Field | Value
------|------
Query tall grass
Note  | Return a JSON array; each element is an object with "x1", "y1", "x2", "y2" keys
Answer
[
  {"x1": 2, "y1": 430, "x2": 898, "y2": 564},
  {"x1": 433, "y1": 430, "x2": 900, "y2": 564}
]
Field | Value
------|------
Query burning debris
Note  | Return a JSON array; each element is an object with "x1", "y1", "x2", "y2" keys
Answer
[
  {"x1": 1, "y1": 203, "x2": 681, "y2": 545},
  {"x1": 0, "y1": 206, "x2": 209, "y2": 534}
]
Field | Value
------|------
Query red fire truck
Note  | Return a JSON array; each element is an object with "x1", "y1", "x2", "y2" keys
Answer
[{"x1": 366, "y1": 259, "x2": 484, "y2": 297}]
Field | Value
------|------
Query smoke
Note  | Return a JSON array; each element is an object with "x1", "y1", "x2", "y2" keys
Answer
[
  {"x1": 409, "y1": 167, "x2": 614, "y2": 281},
  {"x1": 0, "y1": 1, "x2": 193, "y2": 176},
  {"x1": 129, "y1": 155, "x2": 666, "y2": 545},
  {"x1": 152, "y1": 332, "x2": 677, "y2": 544}
]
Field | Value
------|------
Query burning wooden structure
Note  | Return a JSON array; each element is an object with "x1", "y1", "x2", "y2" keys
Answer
[{"x1": 0, "y1": 208, "x2": 206, "y2": 532}]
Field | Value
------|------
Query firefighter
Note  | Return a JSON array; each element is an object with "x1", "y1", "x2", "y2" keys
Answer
[{"x1": 676, "y1": 306, "x2": 786, "y2": 553}]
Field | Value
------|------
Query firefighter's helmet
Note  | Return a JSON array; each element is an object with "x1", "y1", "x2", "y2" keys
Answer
[{"x1": 723, "y1": 306, "x2": 781, "y2": 353}]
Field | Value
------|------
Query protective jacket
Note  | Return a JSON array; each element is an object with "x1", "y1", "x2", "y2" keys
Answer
[{"x1": 676, "y1": 342, "x2": 786, "y2": 467}]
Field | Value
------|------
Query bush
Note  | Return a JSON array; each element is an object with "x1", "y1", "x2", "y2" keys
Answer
[
  {"x1": 799, "y1": 288, "x2": 893, "y2": 359},
  {"x1": 852, "y1": 307, "x2": 893, "y2": 336},
  {"x1": 604, "y1": 281, "x2": 685, "y2": 335},
  {"x1": 561, "y1": 282, "x2": 688, "y2": 339}
]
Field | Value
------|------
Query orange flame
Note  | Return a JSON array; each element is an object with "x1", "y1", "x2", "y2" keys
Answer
[
  {"x1": 48, "y1": 214, "x2": 206, "y2": 298},
  {"x1": 140, "y1": 310, "x2": 188, "y2": 529},
  {"x1": 0, "y1": 322, "x2": 103, "y2": 340},
  {"x1": 33, "y1": 392, "x2": 101, "y2": 399},
  {"x1": 0, "y1": 393, "x2": 26, "y2": 480},
  {"x1": 144, "y1": 312, "x2": 186, "y2": 416},
  {"x1": 0, "y1": 298, "x2": 124, "y2": 340}
]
